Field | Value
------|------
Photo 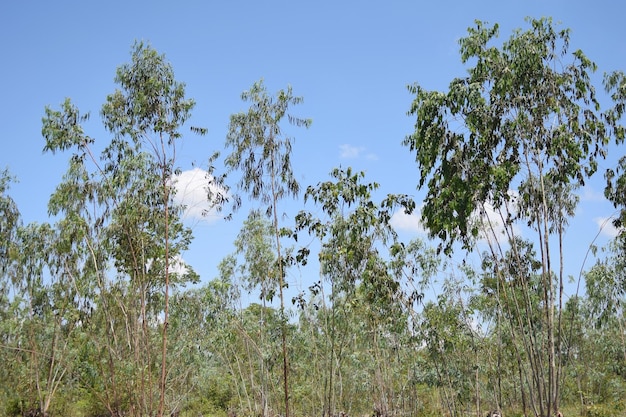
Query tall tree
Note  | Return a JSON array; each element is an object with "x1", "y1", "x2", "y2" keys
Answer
[
  {"x1": 100, "y1": 42, "x2": 200, "y2": 417},
  {"x1": 404, "y1": 17, "x2": 612, "y2": 417},
  {"x1": 225, "y1": 79, "x2": 311, "y2": 417},
  {"x1": 41, "y1": 42, "x2": 204, "y2": 416}
]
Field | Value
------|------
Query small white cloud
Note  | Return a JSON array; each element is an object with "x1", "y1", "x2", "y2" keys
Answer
[
  {"x1": 594, "y1": 216, "x2": 622, "y2": 238},
  {"x1": 339, "y1": 144, "x2": 365, "y2": 159},
  {"x1": 172, "y1": 168, "x2": 227, "y2": 222},
  {"x1": 339, "y1": 144, "x2": 378, "y2": 160},
  {"x1": 390, "y1": 209, "x2": 426, "y2": 234}
]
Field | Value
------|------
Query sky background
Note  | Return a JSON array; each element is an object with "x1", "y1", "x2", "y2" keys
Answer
[{"x1": 1, "y1": 1, "x2": 625, "y2": 303}]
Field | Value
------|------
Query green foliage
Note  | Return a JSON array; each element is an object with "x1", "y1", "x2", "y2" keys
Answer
[
  {"x1": 233, "y1": 210, "x2": 278, "y2": 301},
  {"x1": 2, "y1": 18, "x2": 626, "y2": 417},
  {"x1": 404, "y1": 17, "x2": 608, "y2": 253}
]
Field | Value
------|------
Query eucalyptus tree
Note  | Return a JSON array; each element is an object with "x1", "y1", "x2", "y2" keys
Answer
[
  {"x1": 225, "y1": 79, "x2": 311, "y2": 417},
  {"x1": 295, "y1": 167, "x2": 414, "y2": 416},
  {"x1": 41, "y1": 42, "x2": 205, "y2": 416},
  {"x1": 100, "y1": 42, "x2": 203, "y2": 416},
  {"x1": 39, "y1": 98, "x2": 120, "y2": 415},
  {"x1": 404, "y1": 17, "x2": 613, "y2": 417}
]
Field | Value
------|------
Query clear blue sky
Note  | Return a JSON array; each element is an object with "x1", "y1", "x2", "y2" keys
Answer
[{"x1": 1, "y1": 1, "x2": 625, "y2": 299}]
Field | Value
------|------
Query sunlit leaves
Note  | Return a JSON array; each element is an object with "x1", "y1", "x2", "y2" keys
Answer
[
  {"x1": 42, "y1": 98, "x2": 93, "y2": 155},
  {"x1": 102, "y1": 41, "x2": 195, "y2": 143}
]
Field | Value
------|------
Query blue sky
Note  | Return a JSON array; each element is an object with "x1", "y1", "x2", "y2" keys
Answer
[{"x1": 1, "y1": 1, "x2": 625, "y2": 300}]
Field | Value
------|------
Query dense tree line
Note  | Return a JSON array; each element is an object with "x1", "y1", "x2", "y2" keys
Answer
[{"x1": 1, "y1": 18, "x2": 625, "y2": 417}]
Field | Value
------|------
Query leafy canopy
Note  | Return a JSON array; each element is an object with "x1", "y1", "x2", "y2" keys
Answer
[{"x1": 404, "y1": 17, "x2": 609, "y2": 253}]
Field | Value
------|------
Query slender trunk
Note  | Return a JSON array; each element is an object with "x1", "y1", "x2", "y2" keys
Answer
[
  {"x1": 537, "y1": 167, "x2": 555, "y2": 417},
  {"x1": 87, "y1": 239, "x2": 121, "y2": 413},
  {"x1": 485, "y1": 219, "x2": 539, "y2": 415},
  {"x1": 158, "y1": 141, "x2": 171, "y2": 417},
  {"x1": 222, "y1": 334, "x2": 252, "y2": 414},
  {"x1": 270, "y1": 150, "x2": 290, "y2": 417},
  {"x1": 28, "y1": 299, "x2": 43, "y2": 415},
  {"x1": 275, "y1": 214, "x2": 290, "y2": 417},
  {"x1": 555, "y1": 220, "x2": 564, "y2": 414},
  {"x1": 261, "y1": 286, "x2": 268, "y2": 416}
]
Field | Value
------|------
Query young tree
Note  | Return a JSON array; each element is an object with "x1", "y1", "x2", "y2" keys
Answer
[
  {"x1": 225, "y1": 79, "x2": 311, "y2": 417},
  {"x1": 404, "y1": 17, "x2": 613, "y2": 417},
  {"x1": 295, "y1": 167, "x2": 414, "y2": 416},
  {"x1": 234, "y1": 211, "x2": 279, "y2": 416}
]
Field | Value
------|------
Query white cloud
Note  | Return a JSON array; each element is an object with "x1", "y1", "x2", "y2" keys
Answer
[
  {"x1": 594, "y1": 216, "x2": 622, "y2": 238},
  {"x1": 171, "y1": 167, "x2": 227, "y2": 222},
  {"x1": 339, "y1": 144, "x2": 364, "y2": 158},
  {"x1": 390, "y1": 209, "x2": 426, "y2": 234},
  {"x1": 339, "y1": 144, "x2": 378, "y2": 160}
]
